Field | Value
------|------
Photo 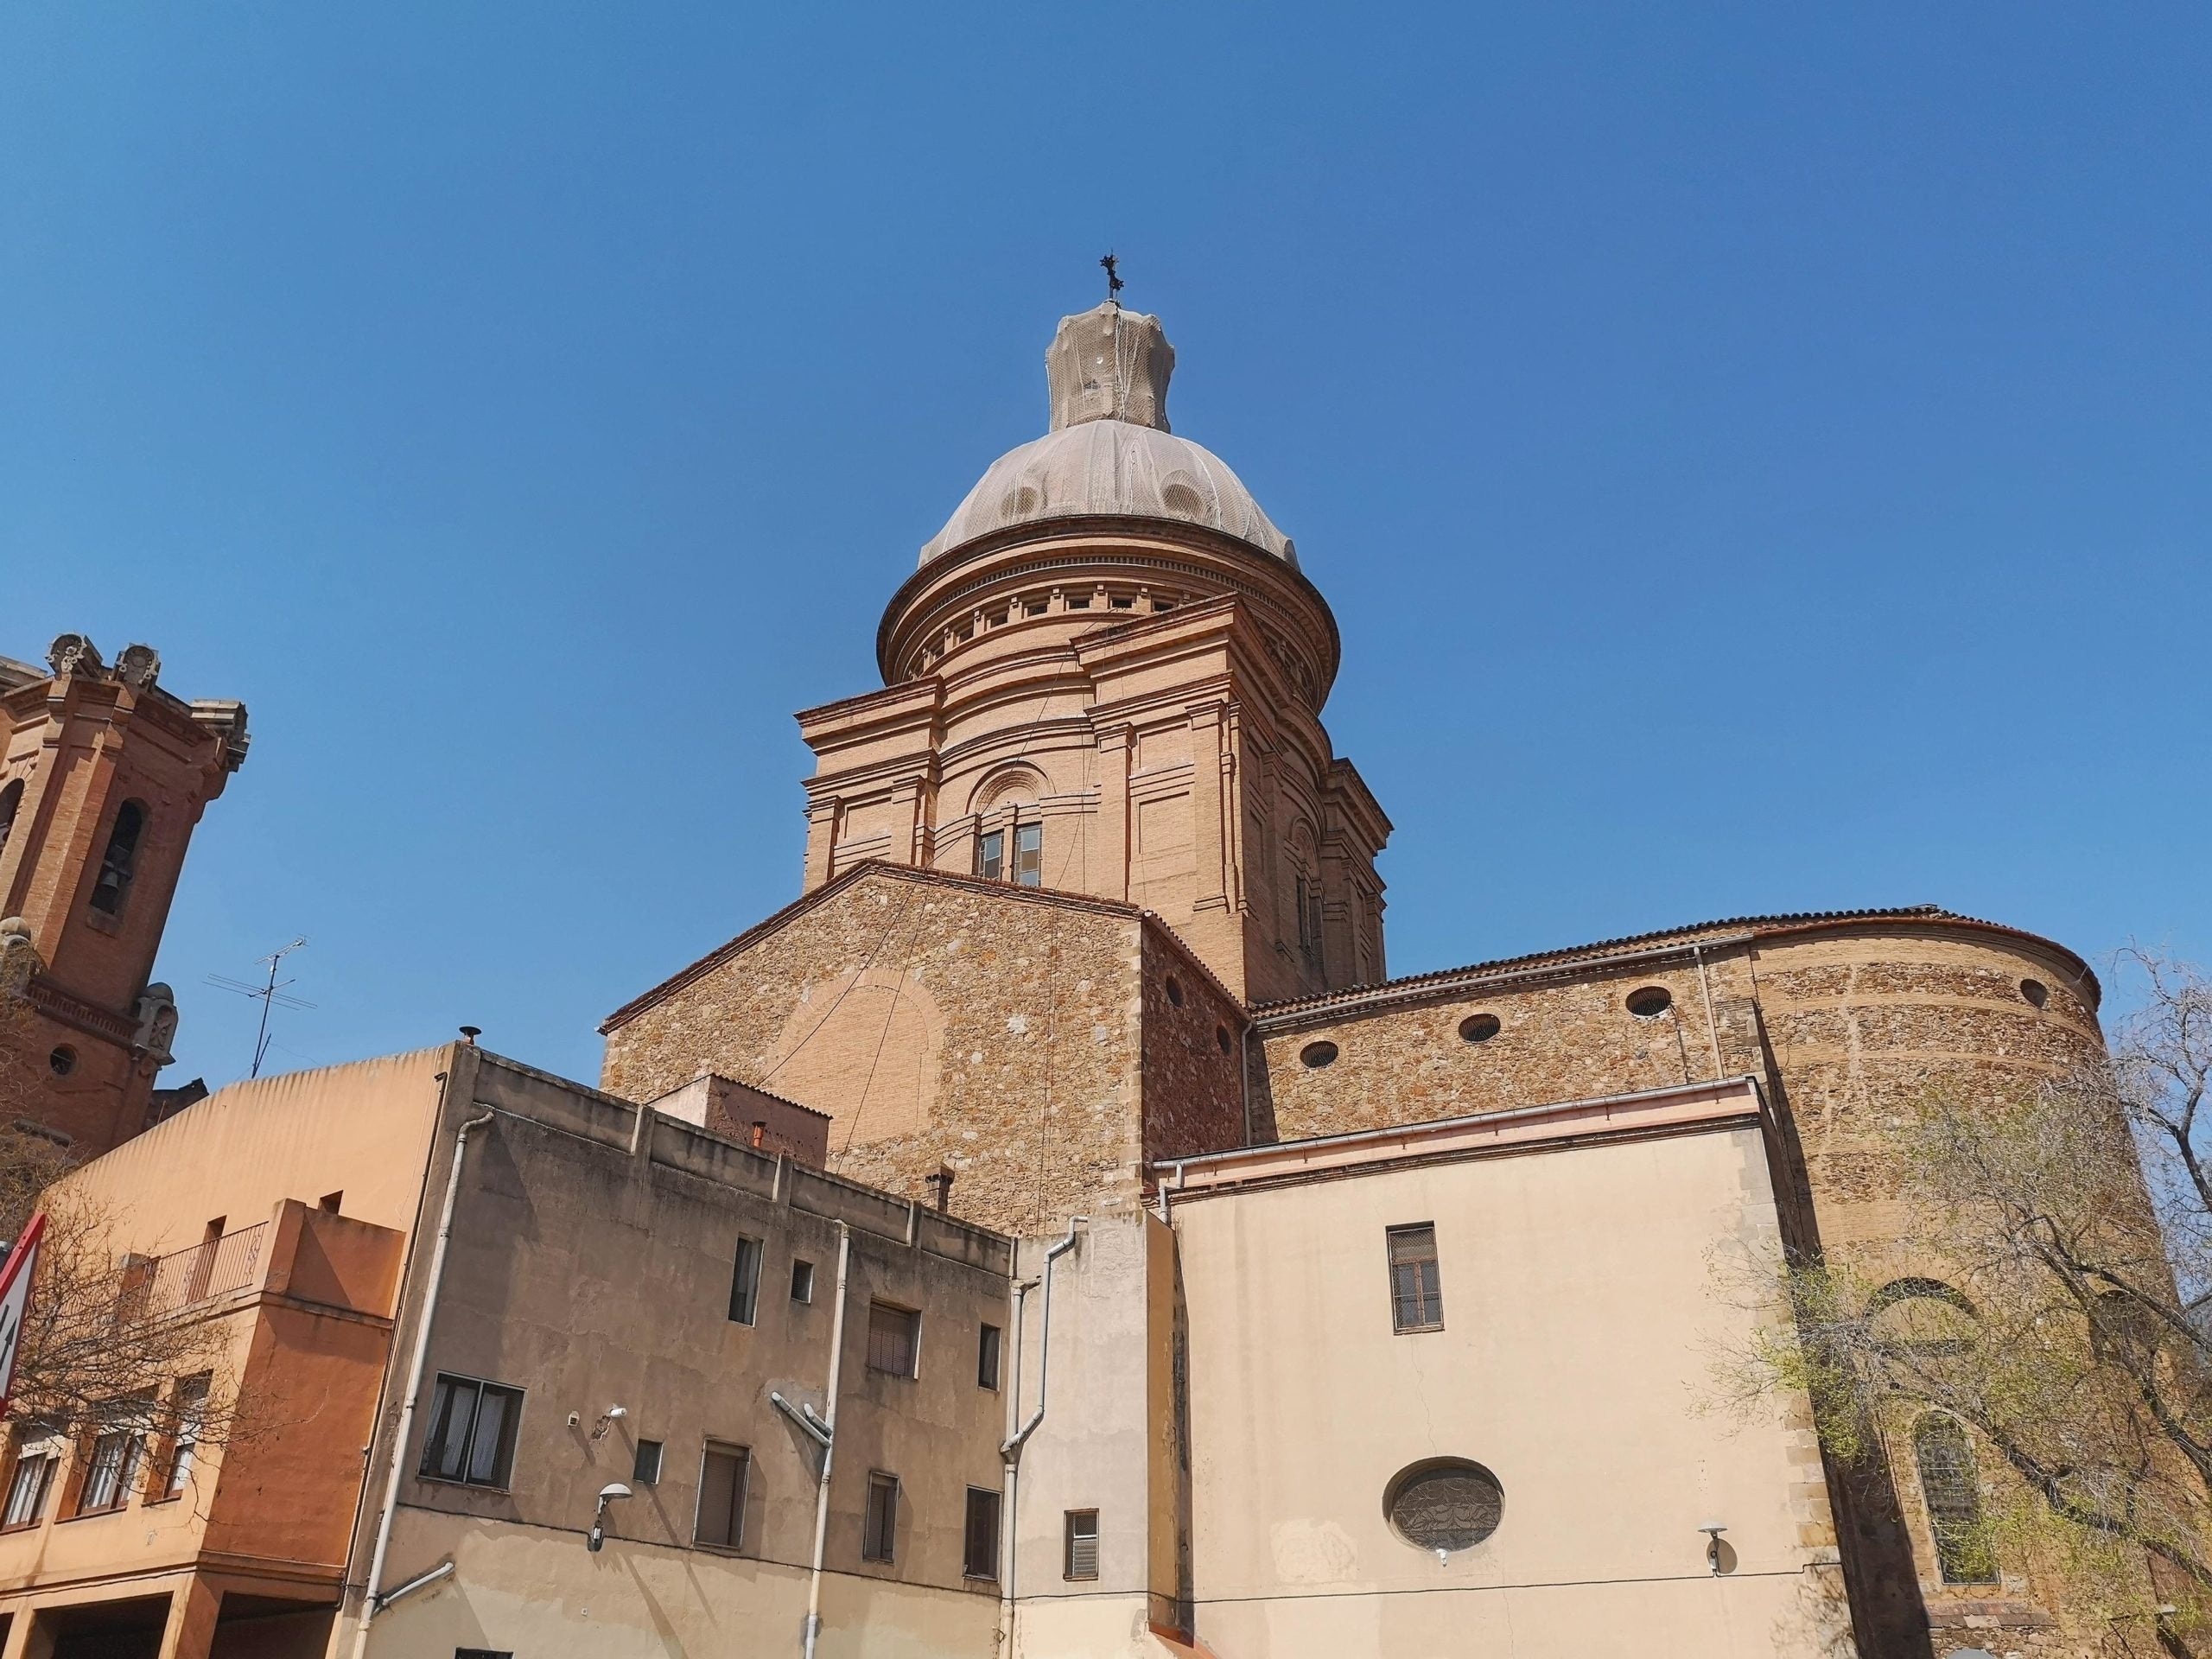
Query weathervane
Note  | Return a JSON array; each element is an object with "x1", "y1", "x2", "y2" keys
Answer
[{"x1": 1100, "y1": 251, "x2": 1123, "y2": 307}]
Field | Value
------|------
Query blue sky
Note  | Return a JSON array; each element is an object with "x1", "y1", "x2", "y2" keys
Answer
[{"x1": 4, "y1": 3, "x2": 2207, "y2": 1090}]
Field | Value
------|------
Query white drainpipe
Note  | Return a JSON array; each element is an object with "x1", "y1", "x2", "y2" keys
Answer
[
  {"x1": 999, "y1": 1218, "x2": 1086, "y2": 1657},
  {"x1": 801, "y1": 1222, "x2": 852, "y2": 1659},
  {"x1": 350, "y1": 1104, "x2": 495, "y2": 1659}
]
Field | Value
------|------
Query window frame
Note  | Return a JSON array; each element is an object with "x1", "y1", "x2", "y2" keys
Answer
[
  {"x1": 728, "y1": 1235, "x2": 764, "y2": 1325},
  {"x1": 72, "y1": 1425, "x2": 144, "y2": 1516},
  {"x1": 632, "y1": 1439, "x2": 664, "y2": 1486},
  {"x1": 1386, "y1": 1223, "x2": 1445, "y2": 1335},
  {"x1": 861, "y1": 1470, "x2": 900, "y2": 1563},
  {"x1": 976, "y1": 828, "x2": 1006, "y2": 881},
  {"x1": 1, "y1": 1446, "x2": 56, "y2": 1531},
  {"x1": 790, "y1": 1259, "x2": 816, "y2": 1305},
  {"x1": 867, "y1": 1301, "x2": 921, "y2": 1380},
  {"x1": 693, "y1": 1441, "x2": 750, "y2": 1551},
  {"x1": 1914, "y1": 1413, "x2": 1999, "y2": 1585},
  {"x1": 1012, "y1": 821, "x2": 1043, "y2": 887},
  {"x1": 977, "y1": 1322, "x2": 1001, "y2": 1391},
  {"x1": 963, "y1": 1485, "x2": 1001, "y2": 1581},
  {"x1": 416, "y1": 1372, "x2": 524, "y2": 1491},
  {"x1": 1063, "y1": 1508, "x2": 1100, "y2": 1581},
  {"x1": 156, "y1": 1373, "x2": 212, "y2": 1502}
]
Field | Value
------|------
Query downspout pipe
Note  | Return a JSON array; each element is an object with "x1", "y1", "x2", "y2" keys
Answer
[
  {"x1": 350, "y1": 1103, "x2": 496, "y2": 1659},
  {"x1": 802, "y1": 1222, "x2": 852, "y2": 1659},
  {"x1": 999, "y1": 1218, "x2": 1086, "y2": 1656}
]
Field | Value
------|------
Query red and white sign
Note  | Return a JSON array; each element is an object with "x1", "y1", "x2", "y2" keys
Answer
[{"x1": 0, "y1": 1214, "x2": 47, "y2": 1419}]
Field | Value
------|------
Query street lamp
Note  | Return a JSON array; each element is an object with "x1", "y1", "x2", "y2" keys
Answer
[{"x1": 588, "y1": 1482, "x2": 632, "y2": 1553}]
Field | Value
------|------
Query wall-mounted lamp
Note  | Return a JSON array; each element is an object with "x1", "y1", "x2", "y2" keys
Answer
[
  {"x1": 589, "y1": 1404, "x2": 628, "y2": 1443},
  {"x1": 1698, "y1": 1522, "x2": 1729, "y2": 1575},
  {"x1": 588, "y1": 1482, "x2": 632, "y2": 1553}
]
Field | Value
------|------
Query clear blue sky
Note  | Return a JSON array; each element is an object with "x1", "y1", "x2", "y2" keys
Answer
[{"x1": 5, "y1": 3, "x2": 2207, "y2": 1090}]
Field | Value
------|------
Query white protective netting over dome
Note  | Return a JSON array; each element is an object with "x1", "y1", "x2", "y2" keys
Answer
[{"x1": 917, "y1": 304, "x2": 1297, "y2": 567}]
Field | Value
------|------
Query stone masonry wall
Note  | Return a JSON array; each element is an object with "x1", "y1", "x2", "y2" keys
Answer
[
  {"x1": 1138, "y1": 926, "x2": 1247, "y2": 1166},
  {"x1": 602, "y1": 869, "x2": 1189, "y2": 1236}
]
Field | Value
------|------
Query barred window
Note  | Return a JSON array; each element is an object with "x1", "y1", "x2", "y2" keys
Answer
[
  {"x1": 1387, "y1": 1224, "x2": 1444, "y2": 1333},
  {"x1": 868, "y1": 1302, "x2": 919, "y2": 1378},
  {"x1": 1914, "y1": 1415, "x2": 1998, "y2": 1584}
]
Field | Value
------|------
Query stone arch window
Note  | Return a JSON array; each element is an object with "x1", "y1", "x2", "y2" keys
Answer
[
  {"x1": 1912, "y1": 1414, "x2": 1998, "y2": 1584},
  {"x1": 972, "y1": 767, "x2": 1046, "y2": 889},
  {"x1": 0, "y1": 779, "x2": 20, "y2": 856},
  {"x1": 90, "y1": 799, "x2": 149, "y2": 917},
  {"x1": 1868, "y1": 1278, "x2": 1976, "y2": 1357}
]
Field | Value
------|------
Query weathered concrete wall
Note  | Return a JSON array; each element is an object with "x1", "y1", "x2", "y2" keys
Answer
[
  {"x1": 1172, "y1": 1112, "x2": 1851, "y2": 1659},
  {"x1": 354, "y1": 1060, "x2": 1013, "y2": 1659}
]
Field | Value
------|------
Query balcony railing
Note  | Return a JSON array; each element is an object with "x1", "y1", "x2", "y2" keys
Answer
[{"x1": 121, "y1": 1223, "x2": 268, "y2": 1319}]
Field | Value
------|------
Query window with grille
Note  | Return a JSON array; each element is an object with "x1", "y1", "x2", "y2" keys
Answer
[
  {"x1": 162, "y1": 1375, "x2": 211, "y2": 1499},
  {"x1": 1064, "y1": 1509, "x2": 1099, "y2": 1580},
  {"x1": 963, "y1": 1486, "x2": 1001, "y2": 1580},
  {"x1": 728, "y1": 1236, "x2": 764, "y2": 1325},
  {"x1": 1387, "y1": 1224, "x2": 1444, "y2": 1333},
  {"x1": 868, "y1": 1303, "x2": 919, "y2": 1378},
  {"x1": 418, "y1": 1374, "x2": 523, "y2": 1488},
  {"x1": 695, "y1": 1443, "x2": 748, "y2": 1549},
  {"x1": 862, "y1": 1471, "x2": 899, "y2": 1562},
  {"x1": 2, "y1": 1449, "x2": 54, "y2": 1529},
  {"x1": 1914, "y1": 1415, "x2": 1997, "y2": 1583}
]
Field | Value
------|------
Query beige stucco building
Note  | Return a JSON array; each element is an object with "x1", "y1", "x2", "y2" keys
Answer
[{"x1": 0, "y1": 298, "x2": 2149, "y2": 1659}]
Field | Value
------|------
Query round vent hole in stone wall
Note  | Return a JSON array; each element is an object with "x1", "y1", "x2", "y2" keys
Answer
[
  {"x1": 1385, "y1": 1459, "x2": 1503, "y2": 1554},
  {"x1": 1459, "y1": 1014, "x2": 1501, "y2": 1044},
  {"x1": 1166, "y1": 976, "x2": 1185, "y2": 1007},
  {"x1": 48, "y1": 1046, "x2": 75, "y2": 1077},
  {"x1": 1300, "y1": 1040, "x2": 1338, "y2": 1069},
  {"x1": 1625, "y1": 986, "x2": 1674, "y2": 1020},
  {"x1": 2019, "y1": 978, "x2": 2049, "y2": 1008}
]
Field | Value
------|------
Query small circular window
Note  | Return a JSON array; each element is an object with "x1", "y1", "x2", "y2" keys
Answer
[
  {"x1": 48, "y1": 1046, "x2": 76, "y2": 1077},
  {"x1": 1300, "y1": 1040, "x2": 1339, "y2": 1069},
  {"x1": 1385, "y1": 1459, "x2": 1503, "y2": 1553},
  {"x1": 1165, "y1": 976, "x2": 1185, "y2": 1007},
  {"x1": 1216, "y1": 1025, "x2": 1233, "y2": 1056},
  {"x1": 1458, "y1": 1014, "x2": 1501, "y2": 1044},
  {"x1": 2018, "y1": 978, "x2": 2049, "y2": 1009},
  {"x1": 1625, "y1": 986, "x2": 1673, "y2": 1020}
]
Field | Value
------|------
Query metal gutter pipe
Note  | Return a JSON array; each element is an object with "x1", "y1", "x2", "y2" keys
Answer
[
  {"x1": 802, "y1": 1222, "x2": 852, "y2": 1659},
  {"x1": 999, "y1": 1218, "x2": 1086, "y2": 1656},
  {"x1": 350, "y1": 1103, "x2": 495, "y2": 1659}
]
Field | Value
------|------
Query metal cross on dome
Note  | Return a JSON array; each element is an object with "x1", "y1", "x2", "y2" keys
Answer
[{"x1": 1100, "y1": 251, "x2": 1123, "y2": 305}]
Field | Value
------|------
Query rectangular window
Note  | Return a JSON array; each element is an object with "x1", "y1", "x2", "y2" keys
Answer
[
  {"x1": 162, "y1": 1374, "x2": 211, "y2": 1499},
  {"x1": 1064, "y1": 1509, "x2": 1099, "y2": 1580},
  {"x1": 694, "y1": 1443, "x2": 749, "y2": 1549},
  {"x1": 862, "y1": 1471, "x2": 899, "y2": 1562},
  {"x1": 867, "y1": 1302, "x2": 919, "y2": 1378},
  {"x1": 1013, "y1": 823, "x2": 1043, "y2": 887},
  {"x1": 2, "y1": 1451, "x2": 54, "y2": 1529},
  {"x1": 455, "y1": 1650, "x2": 513, "y2": 1659},
  {"x1": 963, "y1": 1486, "x2": 1001, "y2": 1580},
  {"x1": 791, "y1": 1259, "x2": 816, "y2": 1304},
  {"x1": 633, "y1": 1440, "x2": 663, "y2": 1485},
  {"x1": 977, "y1": 1322, "x2": 1001, "y2": 1391},
  {"x1": 1387, "y1": 1224, "x2": 1444, "y2": 1333},
  {"x1": 728, "y1": 1236, "x2": 763, "y2": 1325},
  {"x1": 976, "y1": 830, "x2": 1005, "y2": 881},
  {"x1": 418, "y1": 1374, "x2": 524, "y2": 1488},
  {"x1": 74, "y1": 1427, "x2": 143, "y2": 1515}
]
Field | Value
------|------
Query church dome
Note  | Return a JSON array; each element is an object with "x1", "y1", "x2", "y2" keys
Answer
[{"x1": 918, "y1": 305, "x2": 1296, "y2": 568}]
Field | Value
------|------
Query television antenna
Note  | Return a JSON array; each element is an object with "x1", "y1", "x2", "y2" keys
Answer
[{"x1": 206, "y1": 938, "x2": 315, "y2": 1078}]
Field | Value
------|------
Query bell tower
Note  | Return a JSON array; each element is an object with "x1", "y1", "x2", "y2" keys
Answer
[
  {"x1": 796, "y1": 304, "x2": 1389, "y2": 1004},
  {"x1": 0, "y1": 635, "x2": 249, "y2": 1153}
]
